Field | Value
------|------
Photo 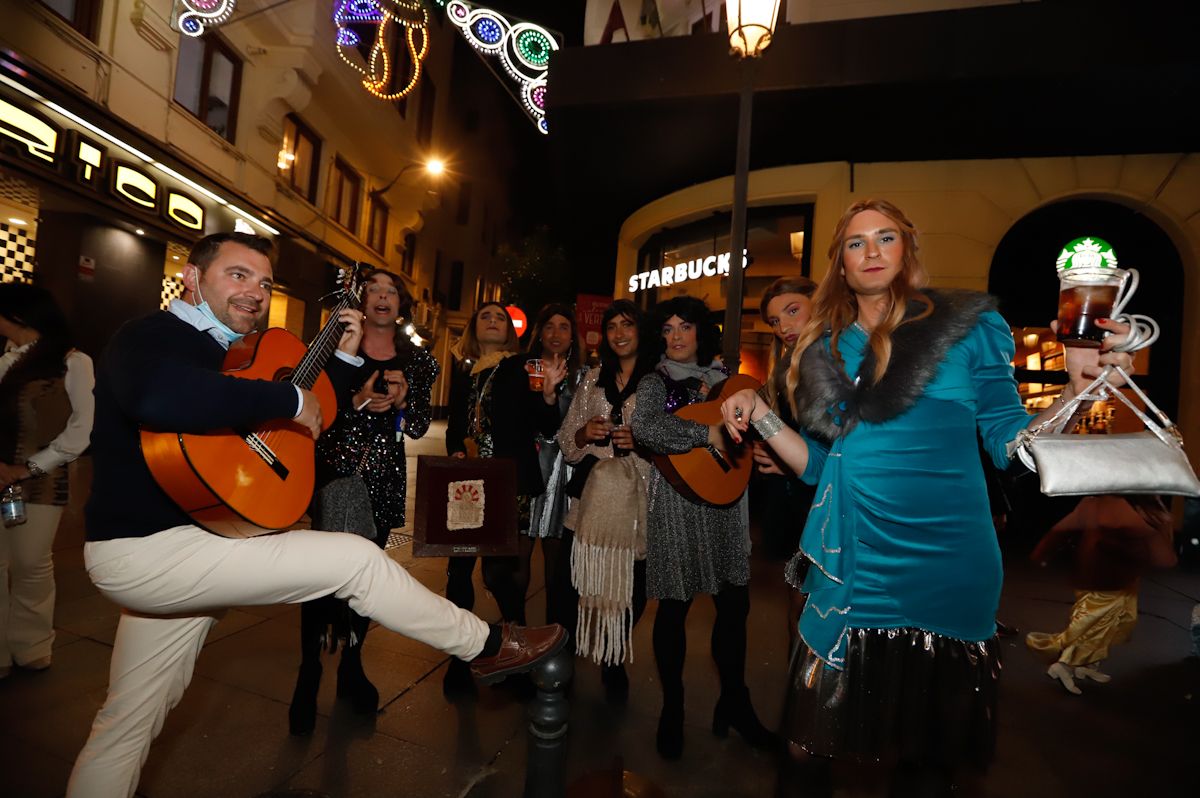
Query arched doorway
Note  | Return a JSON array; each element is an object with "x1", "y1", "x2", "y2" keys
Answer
[{"x1": 988, "y1": 198, "x2": 1184, "y2": 418}]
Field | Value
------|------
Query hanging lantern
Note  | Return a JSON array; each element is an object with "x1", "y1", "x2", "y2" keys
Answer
[{"x1": 726, "y1": 0, "x2": 782, "y2": 58}]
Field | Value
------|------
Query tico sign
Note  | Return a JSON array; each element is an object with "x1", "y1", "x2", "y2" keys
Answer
[
  {"x1": 0, "y1": 76, "x2": 278, "y2": 236},
  {"x1": 0, "y1": 96, "x2": 206, "y2": 232}
]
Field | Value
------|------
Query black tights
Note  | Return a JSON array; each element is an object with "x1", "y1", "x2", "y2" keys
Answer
[
  {"x1": 446, "y1": 554, "x2": 526, "y2": 624},
  {"x1": 652, "y1": 583, "x2": 751, "y2": 707}
]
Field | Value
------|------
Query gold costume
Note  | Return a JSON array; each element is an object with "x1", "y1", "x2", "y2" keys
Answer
[{"x1": 1025, "y1": 588, "x2": 1138, "y2": 667}]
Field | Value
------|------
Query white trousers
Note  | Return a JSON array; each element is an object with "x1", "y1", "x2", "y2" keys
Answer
[
  {"x1": 0, "y1": 503, "x2": 62, "y2": 667},
  {"x1": 67, "y1": 525, "x2": 489, "y2": 798}
]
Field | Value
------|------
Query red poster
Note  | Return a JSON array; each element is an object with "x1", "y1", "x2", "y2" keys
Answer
[{"x1": 575, "y1": 293, "x2": 613, "y2": 353}]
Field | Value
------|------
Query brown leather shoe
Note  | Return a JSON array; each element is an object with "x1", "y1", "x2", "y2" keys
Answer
[{"x1": 469, "y1": 623, "x2": 567, "y2": 685}]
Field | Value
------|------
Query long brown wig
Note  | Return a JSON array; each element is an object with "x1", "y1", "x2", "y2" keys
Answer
[
  {"x1": 759, "y1": 276, "x2": 816, "y2": 409},
  {"x1": 455, "y1": 301, "x2": 520, "y2": 361},
  {"x1": 785, "y1": 199, "x2": 933, "y2": 415}
]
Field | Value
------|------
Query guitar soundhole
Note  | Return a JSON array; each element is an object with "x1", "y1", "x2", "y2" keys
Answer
[{"x1": 274, "y1": 367, "x2": 294, "y2": 382}]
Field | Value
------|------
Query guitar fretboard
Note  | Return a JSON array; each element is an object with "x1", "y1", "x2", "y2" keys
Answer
[{"x1": 288, "y1": 290, "x2": 356, "y2": 390}]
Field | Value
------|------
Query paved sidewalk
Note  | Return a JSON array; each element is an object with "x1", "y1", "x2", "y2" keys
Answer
[{"x1": 1, "y1": 422, "x2": 1197, "y2": 796}]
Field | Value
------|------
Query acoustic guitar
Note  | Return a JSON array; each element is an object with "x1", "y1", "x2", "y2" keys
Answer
[
  {"x1": 141, "y1": 275, "x2": 362, "y2": 538},
  {"x1": 653, "y1": 373, "x2": 762, "y2": 506}
]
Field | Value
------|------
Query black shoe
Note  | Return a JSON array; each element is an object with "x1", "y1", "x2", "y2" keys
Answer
[
  {"x1": 336, "y1": 652, "x2": 379, "y2": 715},
  {"x1": 995, "y1": 619, "x2": 1019, "y2": 638},
  {"x1": 601, "y1": 664, "x2": 630, "y2": 704},
  {"x1": 713, "y1": 688, "x2": 778, "y2": 751},
  {"x1": 656, "y1": 703, "x2": 684, "y2": 760},
  {"x1": 288, "y1": 661, "x2": 322, "y2": 736},
  {"x1": 443, "y1": 657, "x2": 477, "y2": 699}
]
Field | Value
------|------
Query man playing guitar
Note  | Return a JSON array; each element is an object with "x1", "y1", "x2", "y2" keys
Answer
[{"x1": 67, "y1": 233, "x2": 565, "y2": 798}]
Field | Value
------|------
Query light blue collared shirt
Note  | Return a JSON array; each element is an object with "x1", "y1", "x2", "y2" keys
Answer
[{"x1": 167, "y1": 299, "x2": 363, "y2": 418}]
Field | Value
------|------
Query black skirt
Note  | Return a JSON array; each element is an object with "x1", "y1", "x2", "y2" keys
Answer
[{"x1": 781, "y1": 627, "x2": 1001, "y2": 770}]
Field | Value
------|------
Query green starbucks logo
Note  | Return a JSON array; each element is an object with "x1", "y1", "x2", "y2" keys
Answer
[{"x1": 1056, "y1": 236, "x2": 1118, "y2": 274}]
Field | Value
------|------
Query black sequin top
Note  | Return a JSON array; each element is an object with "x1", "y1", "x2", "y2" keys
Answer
[{"x1": 314, "y1": 342, "x2": 439, "y2": 537}]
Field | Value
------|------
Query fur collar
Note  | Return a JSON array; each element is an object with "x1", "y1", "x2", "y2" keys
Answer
[{"x1": 792, "y1": 289, "x2": 997, "y2": 439}]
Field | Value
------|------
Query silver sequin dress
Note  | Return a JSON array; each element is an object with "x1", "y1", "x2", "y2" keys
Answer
[{"x1": 630, "y1": 371, "x2": 750, "y2": 602}]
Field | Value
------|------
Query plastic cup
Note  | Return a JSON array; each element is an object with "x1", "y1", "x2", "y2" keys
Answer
[{"x1": 525, "y1": 359, "x2": 545, "y2": 391}]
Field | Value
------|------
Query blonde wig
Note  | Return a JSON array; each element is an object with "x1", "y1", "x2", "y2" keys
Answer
[
  {"x1": 758, "y1": 276, "x2": 816, "y2": 409},
  {"x1": 785, "y1": 199, "x2": 933, "y2": 415}
]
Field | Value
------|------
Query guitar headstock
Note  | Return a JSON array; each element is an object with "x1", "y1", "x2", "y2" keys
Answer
[{"x1": 332, "y1": 262, "x2": 372, "y2": 307}]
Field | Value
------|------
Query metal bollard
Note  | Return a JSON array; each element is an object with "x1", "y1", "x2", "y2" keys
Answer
[{"x1": 523, "y1": 648, "x2": 574, "y2": 798}]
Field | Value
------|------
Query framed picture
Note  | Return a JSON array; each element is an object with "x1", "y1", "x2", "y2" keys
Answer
[{"x1": 412, "y1": 455, "x2": 518, "y2": 557}]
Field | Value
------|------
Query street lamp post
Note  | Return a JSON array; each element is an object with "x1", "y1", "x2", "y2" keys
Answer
[
  {"x1": 369, "y1": 156, "x2": 445, "y2": 200},
  {"x1": 720, "y1": 0, "x2": 781, "y2": 373}
]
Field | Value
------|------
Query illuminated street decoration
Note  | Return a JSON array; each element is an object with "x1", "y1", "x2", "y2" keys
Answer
[
  {"x1": 173, "y1": 0, "x2": 237, "y2": 38},
  {"x1": 333, "y1": 0, "x2": 430, "y2": 102},
  {"x1": 443, "y1": 1, "x2": 558, "y2": 134}
]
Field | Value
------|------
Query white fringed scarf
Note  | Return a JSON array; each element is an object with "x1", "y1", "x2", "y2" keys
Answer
[{"x1": 571, "y1": 455, "x2": 647, "y2": 666}]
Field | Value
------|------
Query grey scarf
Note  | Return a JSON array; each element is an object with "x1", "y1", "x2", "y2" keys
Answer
[{"x1": 656, "y1": 357, "x2": 726, "y2": 388}]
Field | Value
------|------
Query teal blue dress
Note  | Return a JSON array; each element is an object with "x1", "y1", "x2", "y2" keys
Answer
[{"x1": 796, "y1": 311, "x2": 1031, "y2": 669}]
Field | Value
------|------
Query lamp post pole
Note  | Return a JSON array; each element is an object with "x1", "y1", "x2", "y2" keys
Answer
[{"x1": 721, "y1": 58, "x2": 755, "y2": 373}]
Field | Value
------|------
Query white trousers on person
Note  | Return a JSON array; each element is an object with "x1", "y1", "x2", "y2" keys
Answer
[
  {"x1": 67, "y1": 525, "x2": 489, "y2": 798},
  {"x1": 0, "y1": 503, "x2": 62, "y2": 668}
]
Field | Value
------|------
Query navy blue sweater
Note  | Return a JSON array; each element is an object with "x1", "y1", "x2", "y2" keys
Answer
[{"x1": 85, "y1": 312, "x2": 342, "y2": 540}]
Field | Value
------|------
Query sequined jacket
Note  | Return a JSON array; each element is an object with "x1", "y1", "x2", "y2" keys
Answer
[{"x1": 314, "y1": 343, "x2": 438, "y2": 533}]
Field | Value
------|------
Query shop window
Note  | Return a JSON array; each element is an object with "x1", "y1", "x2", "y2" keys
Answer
[
  {"x1": 367, "y1": 195, "x2": 389, "y2": 254},
  {"x1": 330, "y1": 158, "x2": 362, "y2": 233},
  {"x1": 456, "y1": 181, "x2": 472, "y2": 225},
  {"x1": 417, "y1": 76, "x2": 436, "y2": 147},
  {"x1": 278, "y1": 115, "x2": 321, "y2": 204},
  {"x1": 268, "y1": 291, "x2": 307, "y2": 339},
  {"x1": 633, "y1": 203, "x2": 814, "y2": 382},
  {"x1": 401, "y1": 232, "x2": 416, "y2": 276},
  {"x1": 173, "y1": 33, "x2": 242, "y2": 142},
  {"x1": 37, "y1": 0, "x2": 100, "y2": 39}
]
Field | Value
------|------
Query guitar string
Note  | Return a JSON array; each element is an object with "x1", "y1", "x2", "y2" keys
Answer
[{"x1": 255, "y1": 284, "x2": 356, "y2": 451}]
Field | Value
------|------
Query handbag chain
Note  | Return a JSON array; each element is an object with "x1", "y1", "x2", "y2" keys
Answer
[{"x1": 1016, "y1": 365, "x2": 1185, "y2": 473}]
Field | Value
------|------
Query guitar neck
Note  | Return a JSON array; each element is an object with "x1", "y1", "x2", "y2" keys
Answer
[{"x1": 289, "y1": 291, "x2": 354, "y2": 390}]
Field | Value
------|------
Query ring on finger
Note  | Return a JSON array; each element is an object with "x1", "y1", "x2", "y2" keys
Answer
[{"x1": 734, "y1": 407, "x2": 744, "y2": 420}]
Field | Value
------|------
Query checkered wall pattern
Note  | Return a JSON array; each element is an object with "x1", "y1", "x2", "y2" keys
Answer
[
  {"x1": 1, "y1": 222, "x2": 35, "y2": 284},
  {"x1": 161, "y1": 275, "x2": 185, "y2": 310}
]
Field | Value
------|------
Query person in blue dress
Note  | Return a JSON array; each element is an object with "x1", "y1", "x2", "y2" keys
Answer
[{"x1": 719, "y1": 199, "x2": 1138, "y2": 795}]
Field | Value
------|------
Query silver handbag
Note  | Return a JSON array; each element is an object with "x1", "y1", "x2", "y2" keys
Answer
[{"x1": 1015, "y1": 365, "x2": 1200, "y2": 497}]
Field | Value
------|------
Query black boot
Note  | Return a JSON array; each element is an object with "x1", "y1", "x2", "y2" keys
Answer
[
  {"x1": 443, "y1": 656, "x2": 477, "y2": 699},
  {"x1": 336, "y1": 610, "x2": 379, "y2": 715},
  {"x1": 712, "y1": 685, "x2": 778, "y2": 750},
  {"x1": 288, "y1": 599, "x2": 327, "y2": 736},
  {"x1": 653, "y1": 598, "x2": 691, "y2": 760},
  {"x1": 601, "y1": 663, "x2": 630, "y2": 703},
  {"x1": 656, "y1": 693, "x2": 684, "y2": 760},
  {"x1": 711, "y1": 585, "x2": 778, "y2": 750}
]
